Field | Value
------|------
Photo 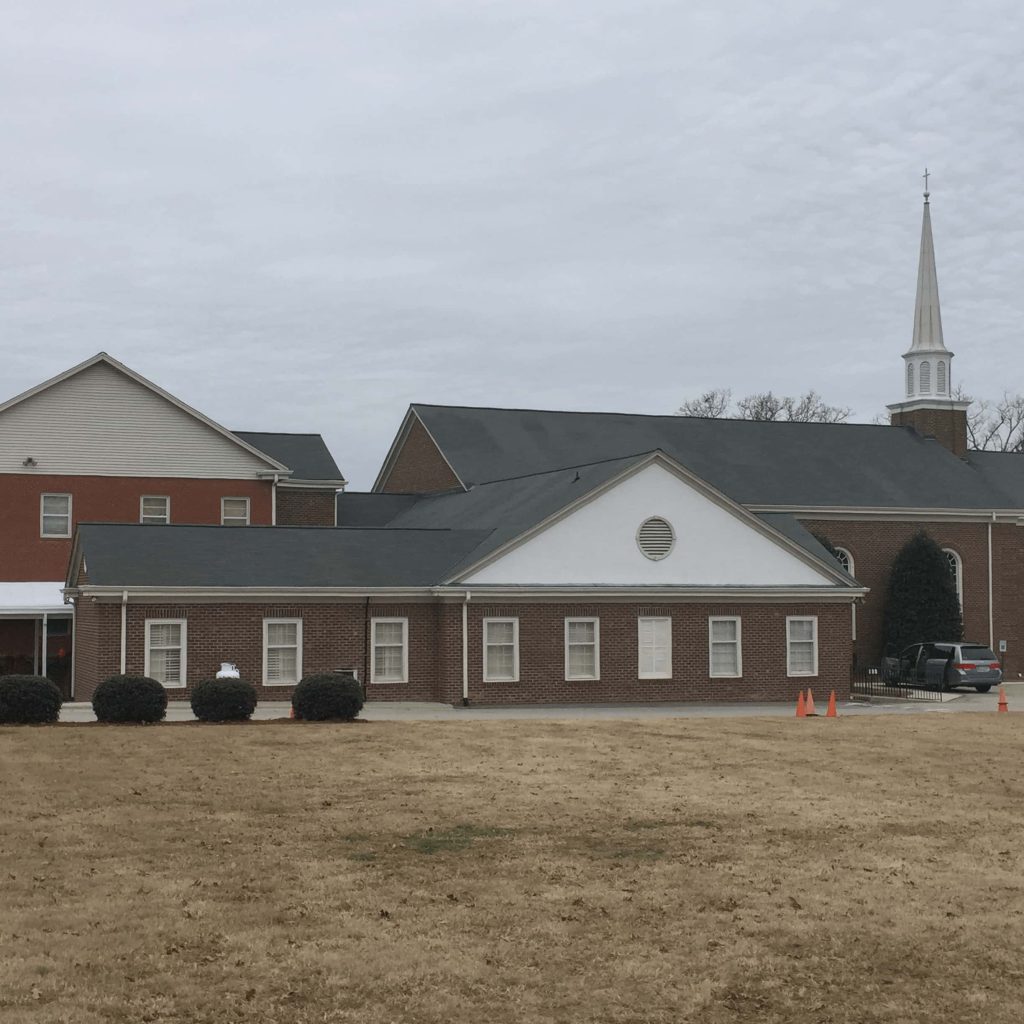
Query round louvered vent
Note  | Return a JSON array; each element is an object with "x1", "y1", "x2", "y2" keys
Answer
[{"x1": 636, "y1": 516, "x2": 675, "y2": 560}]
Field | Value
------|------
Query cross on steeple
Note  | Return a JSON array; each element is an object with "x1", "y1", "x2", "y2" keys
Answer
[{"x1": 923, "y1": 167, "x2": 930, "y2": 201}]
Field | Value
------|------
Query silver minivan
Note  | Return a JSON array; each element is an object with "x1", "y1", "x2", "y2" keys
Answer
[{"x1": 883, "y1": 642, "x2": 1003, "y2": 692}]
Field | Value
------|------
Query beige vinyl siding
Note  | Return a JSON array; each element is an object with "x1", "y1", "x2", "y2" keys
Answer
[{"x1": 0, "y1": 362, "x2": 275, "y2": 478}]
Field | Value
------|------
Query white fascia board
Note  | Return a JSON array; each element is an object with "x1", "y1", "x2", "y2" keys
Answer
[
  {"x1": 749, "y1": 505, "x2": 1020, "y2": 522},
  {"x1": 447, "y1": 451, "x2": 854, "y2": 587},
  {"x1": 0, "y1": 352, "x2": 292, "y2": 476},
  {"x1": 276, "y1": 479, "x2": 348, "y2": 490},
  {"x1": 69, "y1": 586, "x2": 441, "y2": 603},
  {"x1": 435, "y1": 585, "x2": 868, "y2": 603},
  {"x1": 887, "y1": 398, "x2": 971, "y2": 414}
]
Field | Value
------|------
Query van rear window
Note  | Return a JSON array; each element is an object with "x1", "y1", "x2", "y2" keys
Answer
[{"x1": 962, "y1": 647, "x2": 997, "y2": 661}]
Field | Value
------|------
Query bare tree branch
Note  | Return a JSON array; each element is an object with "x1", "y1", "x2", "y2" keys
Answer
[
  {"x1": 677, "y1": 389, "x2": 851, "y2": 424},
  {"x1": 957, "y1": 386, "x2": 1024, "y2": 451},
  {"x1": 676, "y1": 389, "x2": 731, "y2": 418}
]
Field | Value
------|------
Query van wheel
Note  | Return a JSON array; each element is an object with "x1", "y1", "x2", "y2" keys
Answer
[{"x1": 975, "y1": 685, "x2": 992, "y2": 693}]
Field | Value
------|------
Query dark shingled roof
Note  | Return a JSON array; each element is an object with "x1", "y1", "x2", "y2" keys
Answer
[
  {"x1": 73, "y1": 524, "x2": 490, "y2": 588},
  {"x1": 233, "y1": 431, "x2": 344, "y2": 483},
  {"x1": 409, "y1": 404, "x2": 1020, "y2": 509},
  {"x1": 965, "y1": 451, "x2": 1024, "y2": 505},
  {"x1": 336, "y1": 492, "x2": 426, "y2": 527}
]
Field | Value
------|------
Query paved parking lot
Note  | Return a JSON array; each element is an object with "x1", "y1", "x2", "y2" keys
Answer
[{"x1": 58, "y1": 681, "x2": 1024, "y2": 722}]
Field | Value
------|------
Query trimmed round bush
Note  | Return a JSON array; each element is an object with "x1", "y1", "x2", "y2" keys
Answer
[
  {"x1": 0, "y1": 674, "x2": 63, "y2": 725},
  {"x1": 190, "y1": 678, "x2": 257, "y2": 722},
  {"x1": 92, "y1": 675, "x2": 168, "y2": 724},
  {"x1": 292, "y1": 672, "x2": 364, "y2": 722}
]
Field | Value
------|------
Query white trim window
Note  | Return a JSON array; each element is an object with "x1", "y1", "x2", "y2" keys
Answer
[
  {"x1": 140, "y1": 495, "x2": 170, "y2": 524},
  {"x1": 372, "y1": 618, "x2": 408, "y2": 684},
  {"x1": 221, "y1": 497, "x2": 251, "y2": 526},
  {"x1": 787, "y1": 616, "x2": 818, "y2": 677},
  {"x1": 263, "y1": 619, "x2": 302, "y2": 685},
  {"x1": 709, "y1": 617, "x2": 742, "y2": 678},
  {"x1": 483, "y1": 617, "x2": 519, "y2": 682},
  {"x1": 145, "y1": 619, "x2": 187, "y2": 688},
  {"x1": 565, "y1": 618, "x2": 600, "y2": 680},
  {"x1": 942, "y1": 548, "x2": 963, "y2": 606},
  {"x1": 638, "y1": 616, "x2": 672, "y2": 679},
  {"x1": 40, "y1": 493, "x2": 72, "y2": 538}
]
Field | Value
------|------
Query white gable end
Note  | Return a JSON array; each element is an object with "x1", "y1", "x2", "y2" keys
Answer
[
  {"x1": 0, "y1": 361, "x2": 275, "y2": 478},
  {"x1": 463, "y1": 462, "x2": 835, "y2": 587}
]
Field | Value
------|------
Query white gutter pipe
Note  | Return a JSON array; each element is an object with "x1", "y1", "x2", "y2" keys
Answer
[
  {"x1": 988, "y1": 513, "x2": 995, "y2": 650},
  {"x1": 119, "y1": 590, "x2": 128, "y2": 674},
  {"x1": 41, "y1": 613, "x2": 48, "y2": 678},
  {"x1": 462, "y1": 590, "x2": 471, "y2": 706}
]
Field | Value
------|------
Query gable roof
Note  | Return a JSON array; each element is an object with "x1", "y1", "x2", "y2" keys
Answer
[
  {"x1": 68, "y1": 524, "x2": 491, "y2": 590},
  {"x1": 0, "y1": 353, "x2": 290, "y2": 474},
  {"x1": 232, "y1": 431, "x2": 345, "y2": 484},
  {"x1": 407, "y1": 404, "x2": 1019, "y2": 510},
  {"x1": 965, "y1": 451, "x2": 1024, "y2": 506}
]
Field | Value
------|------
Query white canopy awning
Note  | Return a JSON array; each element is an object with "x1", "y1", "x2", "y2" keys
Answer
[{"x1": 0, "y1": 582, "x2": 71, "y2": 617}]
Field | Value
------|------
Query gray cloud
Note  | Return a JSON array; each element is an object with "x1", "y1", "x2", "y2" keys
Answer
[{"x1": 2, "y1": 1, "x2": 1022, "y2": 486}]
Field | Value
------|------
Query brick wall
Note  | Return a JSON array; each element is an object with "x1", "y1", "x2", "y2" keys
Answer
[
  {"x1": 379, "y1": 417, "x2": 462, "y2": 493},
  {"x1": 276, "y1": 487, "x2": 337, "y2": 526},
  {"x1": 799, "y1": 519, "x2": 990, "y2": 667},
  {"x1": 71, "y1": 596, "x2": 852, "y2": 705},
  {"x1": 890, "y1": 408, "x2": 968, "y2": 457}
]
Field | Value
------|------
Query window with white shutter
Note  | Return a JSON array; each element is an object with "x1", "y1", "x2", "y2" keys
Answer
[
  {"x1": 565, "y1": 618, "x2": 600, "y2": 680},
  {"x1": 638, "y1": 617, "x2": 672, "y2": 678},
  {"x1": 221, "y1": 497, "x2": 250, "y2": 526},
  {"x1": 140, "y1": 496, "x2": 170, "y2": 524},
  {"x1": 709, "y1": 617, "x2": 742, "y2": 677},
  {"x1": 786, "y1": 617, "x2": 818, "y2": 677},
  {"x1": 145, "y1": 619, "x2": 187, "y2": 688},
  {"x1": 372, "y1": 618, "x2": 408, "y2": 683},
  {"x1": 263, "y1": 619, "x2": 302, "y2": 685},
  {"x1": 40, "y1": 493, "x2": 72, "y2": 538},
  {"x1": 483, "y1": 618, "x2": 519, "y2": 682}
]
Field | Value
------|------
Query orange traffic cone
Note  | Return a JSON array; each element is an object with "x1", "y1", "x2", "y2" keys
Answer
[
  {"x1": 826, "y1": 690, "x2": 837, "y2": 718},
  {"x1": 998, "y1": 687, "x2": 1009, "y2": 713},
  {"x1": 796, "y1": 690, "x2": 806, "y2": 717},
  {"x1": 805, "y1": 689, "x2": 817, "y2": 716}
]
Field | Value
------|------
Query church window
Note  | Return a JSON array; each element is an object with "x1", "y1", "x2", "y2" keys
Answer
[
  {"x1": 834, "y1": 547, "x2": 854, "y2": 576},
  {"x1": 942, "y1": 548, "x2": 963, "y2": 606},
  {"x1": 906, "y1": 363, "x2": 914, "y2": 396},
  {"x1": 920, "y1": 361, "x2": 931, "y2": 393},
  {"x1": 937, "y1": 360, "x2": 947, "y2": 394}
]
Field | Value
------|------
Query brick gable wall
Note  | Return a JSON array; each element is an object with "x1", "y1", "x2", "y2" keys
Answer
[
  {"x1": 275, "y1": 487, "x2": 337, "y2": 526},
  {"x1": 379, "y1": 418, "x2": 462, "y2": 494}
]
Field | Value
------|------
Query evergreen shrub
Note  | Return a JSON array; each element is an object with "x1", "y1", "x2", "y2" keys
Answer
[
  {"x1": 292, "y1": 672, "x2": 364, "y2": 721},
  {"x1": 92, "y1": 675, "x2": 168, "y2": 724},
  {"x1": 190, "y1": 678, "x2": 258, "y2": 722},
  {"x1": 0, "y1": 674, "x2": 62, "y2": 724}
]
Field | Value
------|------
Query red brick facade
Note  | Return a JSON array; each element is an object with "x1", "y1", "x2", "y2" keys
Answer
[
  {"x1": 890, "y1": 406, "x2": 968, "y2": 458},
  {"x1": 275, "y1": 487, "x2": 337, "y2": 526},
  {"x1": 380, "y1": 417, "x2": 463, "y2": 493},
  {"x1": 70, "y1": 597, "x2": 852, "y2": 705}
]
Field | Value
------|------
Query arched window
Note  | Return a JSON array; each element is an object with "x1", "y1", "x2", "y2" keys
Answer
[
  {"x1": 920, "y1": 360, "x2": 931, "y2": 393},
  {"x1": 937, "y1": 360, "x2": 947, "y2": 395},
  {"x1": 906, "y1": 362, "x2": 914, "y2": 397},
  {"x1": 942, "y1": 548, "x2": 963, "y2": 605},
  {"x1": 834, "y1": 547, "x2": 854, "y2": 576}
]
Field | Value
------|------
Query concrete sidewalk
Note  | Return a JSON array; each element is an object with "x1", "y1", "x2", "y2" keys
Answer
[{"x1": 56, "y1": 684, "x2": 1023, "y2": 723}]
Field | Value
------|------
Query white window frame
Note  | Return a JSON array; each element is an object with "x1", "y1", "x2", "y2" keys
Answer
[
  {"x1": 140, "y1": 495, "x2": 171, "y2": 524},
  {"x1": 564, "y1": 617, "x2": 600, "y2": 681},
  {"x1": 482, "y1": 617, "x2": 519, "y2": 682},
  {"x1": 942, "y1": 548, "x2": 963, "y2": 606},
  {"x1": 786, "y1": 616, "x2": 819, "y2": 677},
  {"x1": 40, "y1": 493, "x2": 72, "y2": 538},
  {"x1": 262, "y1": 618, "x2": 303, "y2": 686},
  {"x1": 637, "y1": 616, "x2": 672, "y2": 679},
  {"x1": 144, "y1": 618, "x2": 187, "y2": 689},
  {"x1": 708, "y1": 616, "x2": 742, "y2": 678},
  {"x1": 221, "y1": 496, "x2": 251, "y2": 526},
  {"x1": 371, "y1": 617, "x2": 409, "y2": 684}
]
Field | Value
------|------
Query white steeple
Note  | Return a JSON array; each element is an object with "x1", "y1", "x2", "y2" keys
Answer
[{"x1": 903, "y1": 170, "x2": 953, "y2": 399}]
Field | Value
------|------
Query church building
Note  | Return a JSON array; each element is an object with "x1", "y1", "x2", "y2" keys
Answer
[{"x1": 62, "y1": 191, "x2": 1024, "y2": 705}]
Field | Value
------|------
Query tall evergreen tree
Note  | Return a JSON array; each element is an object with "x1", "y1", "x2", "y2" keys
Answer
[{"x1": 882, "y1": 531, "x2": 963, "y2": 655}]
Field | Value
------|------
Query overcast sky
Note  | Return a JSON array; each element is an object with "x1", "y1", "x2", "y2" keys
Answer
[{"x1": 2, "y1": 2, "x2": 1022, "y2": 487}]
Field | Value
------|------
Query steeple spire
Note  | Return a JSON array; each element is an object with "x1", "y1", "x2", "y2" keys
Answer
[{"x1": 909, "y1": 171, "x2": 948, "y2": 354}]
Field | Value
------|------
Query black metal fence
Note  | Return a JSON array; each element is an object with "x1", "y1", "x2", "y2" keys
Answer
[{"x1": 850, "y1": 668, "x2": 944, "y2": 701}]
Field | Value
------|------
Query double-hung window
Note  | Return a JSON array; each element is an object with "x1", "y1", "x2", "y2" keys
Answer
[
  {"x1": 263, "y1": 619, "x2": 302, "y2": 685},
  {"x1": 372, "y1": 618, "x2": 408, "y2": 683},
  {"x1": 787, "y1": 617, "x2": 818, "y2": 676},
  {"x1": 483, "y1": 618, "x2": 519, "y2": 682},
  {"x1": 221, "y1": 497, "x2": 250, "y2": 526},
  {"x1": 40, "y1": 493, "x2": 72, "y2": 538},
  {"x1": 565, "y1": 618, "x2": 599, "y2": 680},
  {"x1": 709, "y1": 617, "x2": 742, "y2": 677},
  {"x1": 638, "y1": 617, "x2": 672, "y2": 679},
  {"x1": 145, "y1": 619, "x2": 187, "y2": 688},
  {"x1": 140, "y1": 496, "x2": 170, "y2": 524}
]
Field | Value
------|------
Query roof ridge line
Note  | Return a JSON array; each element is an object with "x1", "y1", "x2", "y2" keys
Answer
[{"x1": 462, "y1": 450, "x2": 663, "y2": 487}]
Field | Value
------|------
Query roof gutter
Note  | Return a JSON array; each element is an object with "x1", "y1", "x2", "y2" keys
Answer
[{"x1": 461, "y1": 590, "x2": 471, "y2": 707}]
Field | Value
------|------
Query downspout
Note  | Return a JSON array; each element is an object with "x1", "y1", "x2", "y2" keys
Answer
[
  {"x1": 988, "y1": 513, "x2": 995, "y2": 651},
  {"x1": 120, "y1": 590, "x2": 128, "y2": 674},
  {"x1": 362, "y1": 597, "x2": 370, "y2": 696},
  {"x1": 70, "y1": 603, "x2": 76, "y2": 700},
  {"x1": 462, "y1": 590, "x2": 471, "y2": 707},
  {"x1": 272, "y1": 474, "x2": 279, "y2": 526},
  {"x1": 42, "y1": 613, "x2": 48, "y2": 678}
]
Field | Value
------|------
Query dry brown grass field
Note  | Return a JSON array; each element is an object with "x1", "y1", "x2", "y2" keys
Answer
[{"x1": 2, "y1": 715, "x2": 1023, "y2": 1023}]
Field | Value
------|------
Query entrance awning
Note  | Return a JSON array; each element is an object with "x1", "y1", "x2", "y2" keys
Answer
[{"x1": 0, "y1": 582, "x2": 71, "y2": 617}]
